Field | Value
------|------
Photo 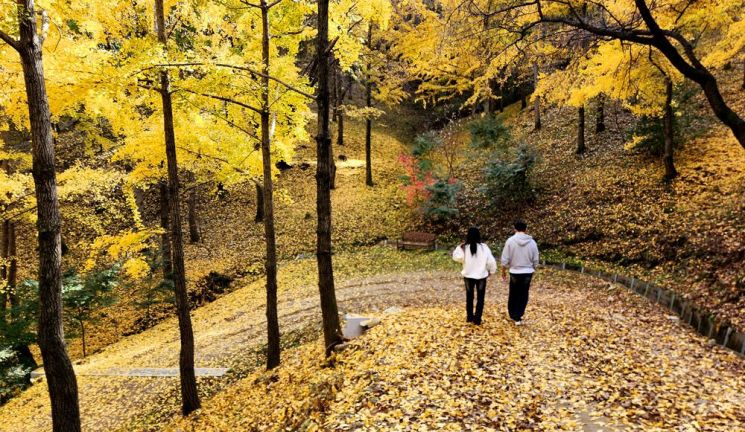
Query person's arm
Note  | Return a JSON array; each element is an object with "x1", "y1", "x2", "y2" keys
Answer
[
  {"x1": 500, "y1": 241, "x2": 510, "y2": 281},
  {"x1": 531, "y1": 241, "x2": 540, "y2": 270},
  {"x1": 485, "y1": 245, "x2": 497, "y2": 275},
  {"x1": 452, "y1": 244, "x2": 465, "y2": 263}
]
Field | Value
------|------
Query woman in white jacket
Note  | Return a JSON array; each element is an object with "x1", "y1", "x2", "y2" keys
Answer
[{"x1": 452, "y1": 227, "x2": 497, "y2": 325}]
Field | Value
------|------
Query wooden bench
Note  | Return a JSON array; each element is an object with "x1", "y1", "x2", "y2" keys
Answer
[{"x1": 396, "y1": 232, "x2": 437, "y2": 251}]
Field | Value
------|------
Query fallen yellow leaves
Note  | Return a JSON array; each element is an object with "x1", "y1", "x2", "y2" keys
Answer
[{"x1": 170, "y1": 269, "x2": 744, "y2": 431}]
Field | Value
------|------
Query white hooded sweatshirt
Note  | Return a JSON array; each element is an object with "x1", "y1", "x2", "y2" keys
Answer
[
  {"x1": 452, "y1": 243, "x2": 497, "y2": 279},
  {"x1": 501, "y1": 232, "x2": 540, "y2": 274}
]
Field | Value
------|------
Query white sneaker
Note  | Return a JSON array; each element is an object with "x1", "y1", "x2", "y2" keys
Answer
[{"x1": 514, "y1": 320, "x2": 523, "y2": 326}]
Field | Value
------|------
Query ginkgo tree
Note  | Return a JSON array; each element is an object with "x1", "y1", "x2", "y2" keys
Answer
[{"x1": 458, "y1": 0, "x2": 745, "y2": 149}]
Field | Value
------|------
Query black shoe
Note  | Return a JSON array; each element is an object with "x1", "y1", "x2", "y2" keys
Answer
[
  {"x1": 474, "y1": 320, "x2": 482, "y2": 325},
  {"x1": 467, "y1": 317, "x2": 474, "y2": 323}
]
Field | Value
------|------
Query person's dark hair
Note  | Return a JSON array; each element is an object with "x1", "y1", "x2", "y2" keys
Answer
[
  {"x1": 465, "y1": 227, "x2": 481, "y2": 255},
  {"x1": 514, "y1": 220, "x2": 527, "y2": 232}
]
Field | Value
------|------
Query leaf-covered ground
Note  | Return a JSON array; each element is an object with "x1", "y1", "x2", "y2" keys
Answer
[
  {"x1": 168, "y1": 272, "x2": 745, "y2": 431},
  {"x1": 443, "y1": 69, "x2": 745, "y2": 331},
  {"x1": 0, "y1": 248, "x2": 454, "y2": 431},
  {"x1": 2, "y1": 255, "x2": 743, "y2": 431}
]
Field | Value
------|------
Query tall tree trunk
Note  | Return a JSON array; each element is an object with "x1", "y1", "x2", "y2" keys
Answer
[
  {"x1": 1, "y1": 218, "x2": 8, "y2": 324},
  {"x1": 337, "y1": 106, "x2": 344, "y2": 147},
  {"x1": 499, "y1": 83, "x2": 504, "y2": 113},
  {"x1": 576, "y1": 105, "x2": 586, "y2": 154},
  {"x1": 260, "y1": 0, "x2": 281, "y2": 370},
  {"x1": 7, "y1": 222, "x2": 17, "y2": 318},
  {"x1": 662, "y1": 79, "x2": 677, "y2": 181},
  {"x1": 596, "y1": 95, "x2": 606, "y2": 133},
  {"x1": 159, "y1": 180, "x2": 173, "y2": 279},
  {"x1": 364, "y1": 24, "x2": 374, "y2": 187},
  {"x1": 315, "y1": 0, "x2": 343, "y2": 355},
  {"x1": 187, "y1": 184, "x2": 200, "y2": 243},
  {"x1": 533, "y1": 63, "x2": 541, "y2": 130},
  {"x1": 254, "y1": 181, "x2": 264, "y2": 222},
  {"x1": 79, "y1": 319, "x2": 86, "y2": 358},
  {"x1": 155, "y1": 0, "x2": 200, "y2": 415},
  {"x1": 13, "y1": 343, "x2": 36, "y2": 382},
  {"x1": 332, "y1": 62, "x2": 339, "y2": 123},
  {"x1": 15, "y1": 1, "x2": 81, "y2": 429}
]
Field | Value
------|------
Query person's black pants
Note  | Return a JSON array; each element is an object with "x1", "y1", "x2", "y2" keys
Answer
[
  {"x1": 508, "y1": 273, "x2": 533, "y2": 321},
  {"x1": 464, "y1": 277, "x2": 487, "y2": 324}
]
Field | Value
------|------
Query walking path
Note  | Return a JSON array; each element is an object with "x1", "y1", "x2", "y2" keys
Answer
[{"x1": 0, "y1": 268, "x2": 743, "y2": 431}]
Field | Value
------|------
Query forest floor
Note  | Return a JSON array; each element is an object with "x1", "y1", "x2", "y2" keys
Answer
[{"x1": 1, "y1": 250, "x2": 743, "y2": 431}]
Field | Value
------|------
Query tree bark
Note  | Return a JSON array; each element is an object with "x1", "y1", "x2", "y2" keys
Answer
[
  {"x1": 576, "y1": 105, "x2": 586, "y2": 154},
  {"x1": 254, "y1": 181, "x2": 264, "y2": 222},
  {"x1": 365, "y1": 24, "x2": 374, "y2": 187},
  {"x1": 1, "y1": 218, "x2": 8, "y2": 323},
  {"x1": 7, "y1": 222, "x2": 17, "y2": 318},
  {"x1": 337, "y1": 106, "x2": 344, "y2": 147},
  {"x1": 187, "y1": 184, "x2": 200, "y2": 243},
  {"x1": 315, "y1": 0, "x2": 343, "y2": 355},
  {"x1": 79, "y1": 319, "x2": 86, "y2": 358},
  {"x1": 155, "y1": 0, "x2": 200, "y2": 415},
  {"x1": 159, "y1": 180, "x2": 173, "y2": 279},
  {"x1": 260, "y1": 0, "x2": 281, "y2": 370},
  {"x1": 533, "y1": 63, "x2": 541, "y2": 130},
  {"x1": 14, "y1": 1, "x2": 81, "y2": 429},
  {"x1": 499, "y1": 83, "x2": 504, "y2": 112},
  {"x1": 663, "y1": 79, "x2": 677, "y2": 181},
  {"x1": 596, "y1": 96, "x2": 606, "y2": 133}
]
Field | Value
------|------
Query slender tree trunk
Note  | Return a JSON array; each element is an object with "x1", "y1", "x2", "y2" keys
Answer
[
  {"x1": 79, "y1": 319, "x2": 86, "y2": 358},
  {"x1": 663, "y1": 79, "x2": 677, "y2": 181},
  {"x1": 337, "y1": 106, "x2": 344, "y2": 147},
  {"x1": 159, "y1": 181, "x2": 173, "y2": 279},
  {"x1": 576, "y1": 105, "x2": 586, "y2": 154},
  {"x1": 499, "y1": 83, "x2": 504, "y2": 113},
  {"x1": 155, "y1": 0, "x2": 200, "y2": 415},
  {"x1": 15, "y1": 1, "x2": 81, "y2": 429},
  {"x1": 7, "y1": 222, "x2": 17, "y2": 318},
  {"x1": 364, "y1": 23, "x2": 374, "y2": 187},
  {"x1": 332, "y1": 62, "x2": 339, "y2": 123},
  {"x1": 187, "y1": 184, "x2": 200, "y2": 243},
  {"x1": 1, "y1": 218, "x2": 8, "y2": 324},
  {"x1": 596, "y1": 95, "x2": 606, "y2": 133},
  {"x1": 520, "y1": 93, "x2": 527, "y2": 109},
  {"x1": 260, "y1": 0, "x2": 281, "y2": 370},
  {"x1": 315, "y1": 0, "x2": 343, "y2": 354},
  {"x1": 254, "y1": 181, "x2": 264, "y2": 222},
  {"x1": 533, "y1": 63, "x2": 541, "y2": 130}
]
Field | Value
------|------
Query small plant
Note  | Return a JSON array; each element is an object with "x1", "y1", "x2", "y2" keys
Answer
[
  {"x1": 412, "y1": 131, "x2": 441, "y2": 157},
  {"x1": 62, "y1": 266, "x2": 119, "y2": 357},
  {"x1": 480, "y1": 143, "x2": 538, "y2": 209},
  {"x1": 469, "y1": 116, "x2": 510, "y2": 149},
  {"x1": 422, "y1": 178, "x2": 461, "y2": 223}
]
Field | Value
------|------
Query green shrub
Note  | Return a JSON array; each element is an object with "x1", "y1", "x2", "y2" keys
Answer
[
  {"x1": 469, "y1": 116, "x2": 510, "y2": 149},
  {"x1": 412, "y1": 131, "x2": 441, "y2": 157},
  {"x1": 422, "y1": 178, "x2": 461, "y2": 223},
  {"x1": 480, "y1": 143, "x2": 538, "y2": 208}
]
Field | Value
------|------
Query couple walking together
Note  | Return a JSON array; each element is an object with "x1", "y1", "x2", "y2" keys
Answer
[{"x1": 452, "y1": 221, "x2": 539, "y2": 325}]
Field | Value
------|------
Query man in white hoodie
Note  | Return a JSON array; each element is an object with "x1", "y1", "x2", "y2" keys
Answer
[{"x1": 500, "y1": 220, "x2": 539, "y2": 325}]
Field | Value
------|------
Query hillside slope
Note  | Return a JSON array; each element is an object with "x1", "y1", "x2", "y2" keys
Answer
[{"x1": 443, "y1": 72, "x2": 745, "y2": 331}]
